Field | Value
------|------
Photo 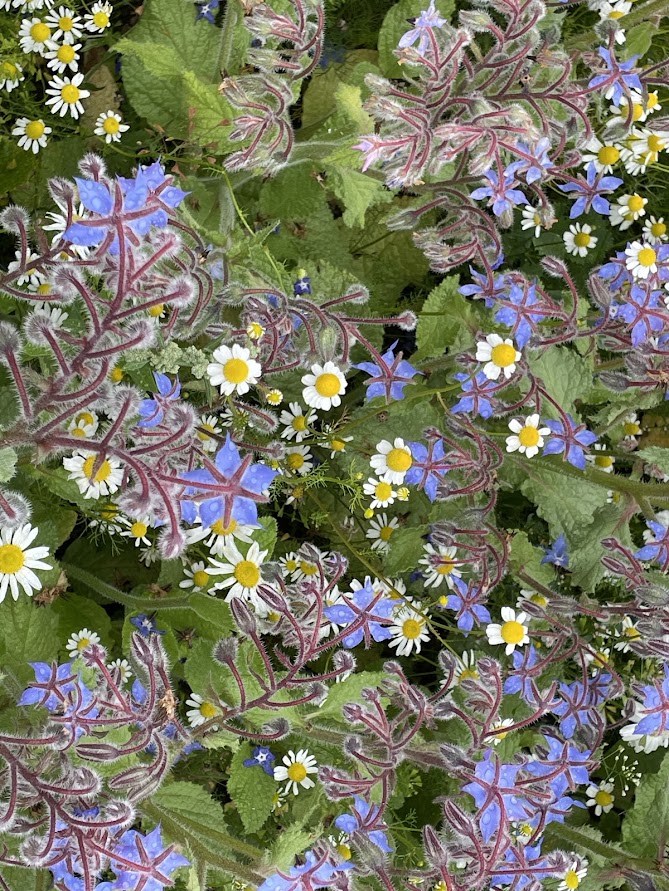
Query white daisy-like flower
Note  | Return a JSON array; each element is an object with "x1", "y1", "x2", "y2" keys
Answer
[
  {"x1": 88, "y1": 503, "x2": 123, "y2": 536},
  {"x1": 621, "y1": 412, "x2": 641, "y2": 441},
  {"x1": 366, "y1": 514, "x2": 399, "y2": 552},
  {"x1": 558, "y1": 861, "x2": 588, "y2": 891},
  {"x1": 587, "y1": 443, "x2": 615, "y2": 474},
  {"x1": 505, "y1": 414, "x2": 550, "y2": 459},
  {"x1": 610, "y1": 193, "x2": 647, "y2": 230},
  {"x1": 476, "y1": 334, "x2": 521, "y2": 381},
  {"x1": 581, "y1": 136, "x2": 622, "y2": 173},
  {"x1": 195, "y1": 413, "x2": 222, "y2": 453},
  {"x1": 42, "y1": 200, "x2": 89, "y2": 259},
  {"x1": 45, "y1": 72, "x2": 90, "y2": 118},
  {"x1": 179, "y1": 561, "x2": 219, "y2": 593},
  {"x1": 625, "y1": 241, "x2": 658, "y2": 279},
  {"x1": 642, "y1": 216, "x2": 668, "y2": 245},
  {"x1": 19, "y1": 17, "x2": 53, "y2": 54},
  {"x1": 44, "y1": 40, "x2": 81, "y2": 73},
  {"x1": 0, "y1": 524, "x2": 52, "y2": 603},
  {"x1": 67, "y1": 410, "x2": 98, "y2": 440},
  {"x1": 119, "y1": 516, "x2": 152, "y2": 547},
  {"x1": 608, "y1": 91, "x2": 661, "y2": 128},
  {"x1": 290, "y1": 550, "x2": 327, "y2": 582},
  {"x1": 585, "y1": 781, "x2": 615, "y2": 815},
  {"x1": 65, "y1": 627, "x2": 101, "y2": 656},
  {"x1": 246, "y1": 321, "x2": 264, "y2": 340},
  {"x1": 45, "y1": 6, "x2": 82, "y2": 42},
  {"x1": 485, "y1": 607, "x2": 530, "y2": 655},
  {"x1": 520, "y1": 205, "x2": 544, "y2": 238},
  {"x1": 516, "y1": 587, "x2": 549, "y2": 610},
  {"x1": 94, "y1": 109, "x2": 129, "y2": 144},
  {"x1": 185, "y1": 693, "x2": 219, "y2": 728},
  {"x1": 185, "y1": 516, "x2": 255, "y2": 555},
  {"x1": 563, "y1": 223, "x2": 598, "y2": 258},
  {"x1": 210, "y1": 540, "x2": 267, "y2": 602},
  {"x1": 107, "y1": 658, "x2": 132, "y2": 683},
  {"x1": 12, "y1": 117, "x2": 52, "y2": 154},
  {"x1": 419, "y1": 543, "x2": 462, "y2": 589},
  {"x1": 489, "y1": 718, "x2": 515, "y2": 746},
  {"x1": 139, "y1": 545, "x2": 160, "y2": 567},
  {"x1": 301, "y1": 361, "x2": 347, "y2": 411},
  {"x1": 265, "y1": 388, "x2": 283, "y2": 406},
  {"x1": 273, "y1": 749, "x2": 318, "y2": 795},
  {"x1": 584, "y1": 646, "x2": 611, "y2": 674},
  {"x1": 389, "y1": 603, "x2": 430, "y2": 656},
  {"x1": 625, "y1": 128, "x2": 668, "y2": 171},
  {"x1": 598, "y1": 0, "x2": 630, "y2": 41},
  {"x1": 453, "y1": 650, "x2": 479, "y2": 683},
  {"x1": 363, "y1": 477, "x2": 397, "y2": 509},
  {"x1": 614, "y1": 616, "x2": 642, "y2": 652},
  {"x1": 0, "y1": 60, "x2": 25, "y2": 92},
  {"x1": 6, "y1": 249, "x2": 45, "y2": 288},
  {"x1": 63, "y1": 451, "x2": 123, "y2": 499},
  {"x1": 207, "y1": 344, "x2": 262, "y2": 396},
  {"x1": 280, "y1": 402, "x2": 316, "y2": 442},
  {"x1": 84, "y1": 0, "x2": 112, "y2": 31},
  {"x1": 285, "y1": 445, "x2": 314, "y2": 476},
  {"x1": 370, "y1": 438, "x2": 413, "y2": 485},
  {"x1": 322, "y1": 424, "x2": 352, "y2": 457}
]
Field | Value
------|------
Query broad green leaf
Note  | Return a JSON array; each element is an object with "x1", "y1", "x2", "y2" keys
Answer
[
  {"x1": 621, "y1": 20, "x2": 654, "y2": 60},
  {"x1": 568, "y1": 503, "x2": 633, "y2": 589},
  {"x1": 638, "y1": 446, "x2": 669, "y2": 476},
  {"x1": 384, "y1": 525, "x2": 427, "y2": 574},
  {"x1": 531, "y1": 347, "x2": 593, "y2": 417},
  {"x1": 622, "y1": 751, "x2": 669, "y2": 858},
  {"x1": 324, "y1": 163, "x2": 393, "y2": 228},
  {"x1": 52, "y1": 592, "x2": 113, "y2": 647},
  {"x1": 227, "y1": 742, "x2": 276, "y2": 834},
  {"x1": 314, "y1": 670, "x2": 386, "y2": 719},
  {"x1": 258, "y1": 165, "x2": 326, "y2": 219},
  {"x1": 508, "y1": 532, "x2": 556, "y2": 588},
  {"x1": 414, "y1": 277, "x2": 476, "y2": 360},
  {"x1": 0, "y1": 597, "x2": 60, "y2": 687},
  {"x1": 0, "y1": 447, "x2": 17, "y2": 483},
  {"x1": 378, "y1": 0, "x2": 454, "y2": 78},
  {"x1": 270, "y1": 824, "x2": 314, "y2": 871}
]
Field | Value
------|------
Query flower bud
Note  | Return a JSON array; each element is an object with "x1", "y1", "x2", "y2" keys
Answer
[
  {"x1": 0, "y1": 205, "x2": 30, "y2": 234},
  {"x1": 213, "y1": 636, "x2": 239, "y2": 665},
  {"x1": 78, "y1": 153, "x2": 107, "y2": 180},
  {"x1": 230, "y1": 596, "x2": 258, "y2": 636},
  {"x1": 0, "y1": 489, "x2": 31, "y2": 527}
]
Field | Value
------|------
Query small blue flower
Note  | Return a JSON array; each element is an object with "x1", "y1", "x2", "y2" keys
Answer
[
  {"x1": 471, "y1": 166, "x2": 528, "y2": 217},
  {"x1": 324, "y1": 581, "x2": 395, "y2": 648},
  {"x1": 293, "y1": 273, "x2": 311, "y2": 295},
  {"x1": 558, "y1": 162, "x2": 623, "y2": 219},
  {"x1": 335, "y1": 796, "x2": 393, "y2": 852},
  {"x1": 541, "y1": 534, "x2": 569, "y2": 568},
  {"x1": 451, "y1": 371, "x2": 497, "y2": 419},
  {"x1": 244, "y1": 745, "x2": 276, "y2": 776},
  {"x1": 130, "y1": 614, "x2": 165, "y2": 637},
  {"x1": 397, "y1": 0, "x2": 446, "y2": 56},
  {"x1": 110, "y1": 826, "x2": 189, "y2": 891},
  {"x1": 354, "y1": 341, "x2": 422, "y2": 402},
  {"x1": 542, "y1": 415, "x2": 597, "y2": 470},
  {"x1": 635, "y1": 516, "x2": 669, "y2": 568},
  {"x1": 443, "y1": 577, "x2": 491, "y2": 632},
  {"x1": 137, "y1": 372, "x2": 181, "y2": 428},
  {"x1": 588, "y1": 46, "x2": 642, "y2": 106},
  {"x1": 195, "y1": 0, "x2": 218, "y2": 22}
]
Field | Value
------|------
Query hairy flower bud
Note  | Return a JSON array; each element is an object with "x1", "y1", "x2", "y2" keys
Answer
[
  {"x1": 230, "y1": 596, "x2": 258, "y2": 635},
  {"x1": 0, "y1": 489, "x2": 31, "y2": 527},
  {"x1": 78, "y1": 153, "x2": 107, "y2": 180},
  {"x1": 0, "y1": 205, "x2": 30, "y2": 235},
  {"x1": 213, "y1": 636, "x2": 239, "y2": 665}
]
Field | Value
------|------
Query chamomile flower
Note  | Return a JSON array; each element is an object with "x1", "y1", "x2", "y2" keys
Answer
[
  {"x1": 563, "y1": 223, "x2": 598, "y2": 257},
  {"x1": 0, "y1": 524, "x2": 52, "y2": 603},
  {"x1": 94, "y1": 109, "x2": 129, "y2": 144},
  {"x1": 476, "y1": 334, "x2": 521, "y2": 381},
  {"x1": 322, "y1": 425, "x2": 352, "y2": 457},
  {"x1": 623, "y1": 128, "x2": 668, "y2": 174},
  {"x1": 63, "y1": 451, "x2": 123, "y2": 499},
  {"x1": 12, "y1": 117, "x2": 51, "y2": 154},
  {"x1": 280, "y1": 402, "x2": 315, "y2": 442},
  {"x1": 180, "y1": 561, "x2": 218, "y2": 593},
  {"x1": 186, "y1": 693, "x2": 219, "y2": 728},
  {"x1": 608, "y1": 91, "x2": 661, "y2": 127},
  {"x1": 489, "y1": 718, "x2": 515, "y2": 746},
  {"x1": 45, "y1": 6, "x2": 82, "y2": 42},
  {"x1": 88, "y1": 503, "x2": 123, "y2": 536},
  {"x1": 588, "y1": 443, "x2": 615, "y2": 473},
  {"x1": 45, "y1": 72, "x2": 90, "y2": 118},
  {"x1": 246, "y1": 321, "x2": 264, "y2": 340},
  {"x1": 265, "y1": 388, "x2": 283, "y2": 405},
  {"x1": 363, "y1": 477, "x2": 397, "y2": 509},
  {"x1": 65, "y1": 627, "x2": 101, "y2": 656},
  {"x1": 586, "y1": 781, "x2": 615, "y2": 815},
  {"x1": 19, "y1": 17, "x2": 52, "y2": 54},
  {"x1": 119, "y1": 516, "x2": 152, "y2": 547},
  {"x1": 273, "y1": 749, "x2": 318, "y2": 795},
  {"x1": 84, "y1": 0, "x2": 112, "y2": 32},
  {"x1": 6, "y1": 249, "x2": 45, "y2": 288},
  {"x1": 610, "y1": 193, "x2": 647, "y2": 230},
  {"x1": 625, "y1": 241, "x2": 658, "y2": 279},
  {"x1": 290, "y1": 550, "x2": 327, "y2": 582},
  {"x1": 581, "y1": 136, "x2": 622, "y2": 173},
  {"x1": 43, "y1": 200, "x2": 89, "y2": 259},
  {"x1": 366, "y1": 514, "x2": 399, "y2": 552},
  {"x1": 506, "y1": 414, "x2": 550, "y2": 458},
  {"x1": 597, "y1": 0, "x2": 630, "y2": 41},
  {"x1": 389, "y1": 603, "x2": 430, "y2": 656},
  {"x1": 186, "y1": 517, "x2": 255, "y2": 555},
  {"x1": 643, "y1": 216, "x2": 668, "y2": 244},
  {"x1": 584, "y1": 646, "x2": 611, "y2": 674},
  {"x1": 196, "y1": 414, "x2": 222, "y2": 453},
  {"x1": 44, "y1": 40, "x2": 81, "y2": 73},
  {"x1": 419, "y1": 543, "x2": 462, "y2": 589},
  {"x1": 517, "y1": 588, "x2": 549, "y2": 610},
  {"x1": 370, "y1": 438, "x2": 413, "y2": 485},
  {"x1": 285, "y1": 445, "x2": 314, "y2": 476},
  {"x1": 67, "y1": 410, "x2": 99, "y2": 440},
  {"x1": 107, "y1": 658, "x2": 132, "y2": 683},
  {"x1": 0, "y1": 60, "x2": 24, "y2": 92},
  {"x1": 207, "y1": 344, "x2": 262, "y2": 396},
  {"x1": 301, "y1": 362, "x2": 347, "y2": 411},
  {"x1": 558, "y1": 862, "x2": 588, "y2": 891},
  {"x1": 486, "y1": 607, "x2": 530, "y2": 655},
  {"x1": 614, "y1": 616, "x2": 642, "y2": 652},
  {"x1": 453, "y1": 650, "x2": 479, "y2": 683},
  {"x1": 210, "y1": 541, "x2": 267, "y2": 602},
  {"x1": 521, "y1": 205, "x2": 544, "y2": 238}
]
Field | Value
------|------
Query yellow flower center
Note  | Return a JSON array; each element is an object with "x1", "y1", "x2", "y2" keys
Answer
[
  {"x1": 651, "y1": 221, "x2": 666, "y2": 237},
  {"x1": 595, "y1": 455, "x2": 613, "y2": 468},
  {"x1": 501, "y1": 620, "x2": 525, "y2": 645},
  {"x1": 287, "y1": 762, "x2": 307, "y2": 783},
  {"x1": 72, "y1": 428, "x2": 87, "y2": 439},
  {"x1": 331, "y1": 438, "x2": 345, "y2": 451},
  {"x1": 518, "y1": 426, "x2": 540, "y2": 447},
  {"x1": 623, "y1": 421, "x2": 641, "y2": 435},
  {"x1": 148, "y1": 302, "x2": 163, "y2": 317},
  {"x1": 1, "y1": 62, "x2": 17, "y2": 78},
  {"x1": 233, "y1": 560, "x2": 259, "y2": 588},
  {"x1": 37, "y1": 282, "x2": 53, "y2": 295},
  {"x1": 627, "y1": 195, "x2": 645, "y2": 213},
  {"x1": 192, "y1": 569, "x2": 210, "y2": 587},
  {"x1": 491, "y1": 343, "x2": 517, "y2": 368},
  {"x1": 631, "y1": 103, "x2": 645, "y2": 121},
  {"x1": 564, "y1": 871, "x2": 580, "y2": 890},
  {"x1": 300, "y1": 561, "x2": 318, "y2": 576},
  {"x1": 379, "y1": 525, "x2": 395, "y2": 542},
  {"x1": 647, "y1": 134, "x2": 664, "y2": 153},
  {"x1": 287, "y1": 453, "x2": 305, "y2": 471},
  {"x1": 285, "y1": 559, "x2": 298, "y2": 572},
  {"x1": 533, "y1": 213, "x2": 541, "y2": 226},
  {"x1": 25, "y1": 120, "x2": 45, "y2": 139},
  {"x1": 529, "y1": 593, "x2": 548, "y2": 607},
  {"x1": 199, "y1": 701, "x2": 217, "y2": 718},
  {"x1": 459, "y1": 667, "x2": 479, "y2": 682},
  {"x1": 223, "y1": 358, "x2": 249, "y2": 384},
  {"x1": 110, "y1": 367, "x2": 123, "y2": 382},
  {"x1": 30, "y1": 22, "x2": 51, "y2": 42},
  {"x1": 130, "y1": 521, "x2": 148, "y2": 539},
  {"x1": 61, "y1": 83, "x2": 81, "y2": 104},
  {"x1": 624, "y1": 625, "x2": 641, "y2": 638},
  {"x1": 100, "y1": 505, "x2": 118, "y2": 521},
  {"x1": 315, "y1": 373, "x2": 341, "y2": 398},
  {"x1": 58, "y1": 15, "x2": 74, "y2": 30},
  {"x1": 76, "y1": 637, "x2": 91, "y2": 651},
  {"x1": 638, "y1": 247, "x2": 657, "y2": 267},
  {"x1": 336, "y1": 843, "x2": 352, "y2": 861},
  {"x1": 647, "y1": 93, "x2": 659, "y2": 110},
  {"x1": 608, "y1": 8, "x2": 625, "y2": 17},
  {"x1": 402, "y1": 618, "x2": 423, "y2": 640},
  {"x1": 574, "y1": 232, "x2": 591, "y2": 248},
  {"x1": 76, "y1": 411, "x2": 94, "y2": 426},
  {"x1": 0, "y1": 543, "x2": 25, "y2": 574},
  {"x1": 92, "y1": 10, "x2": 109, "y2": 27},
  {"x1": 197, "y1": 423, "x2": 215, "y2": 442},
  {"x1": 211, "y1": 518, "x2": 237, "y2": 536},
  {"x1": 292, "y1": 415, "x2": 308, "y2": 432},
  {"x1": 374, "y1": 482, "x2": 393, "y2": 501},
  {"x1": 595, "y1": 790, "x2": 613, "y2": 807},
  {"x1": 82, "y1": 455, "x2": 112, "y2": 482},
  {"x1": 598, "y1": 145, "x2": 620, "y2": 165},
  {"x1": 57, "y1": 45, "x2": 75, "y2": 65},
  {"x1": 386, "y1": 447, "x2": 412, "y2": 473},
  {"x1": 436, "y1": 559, "x2": 455, "y2": 575}
]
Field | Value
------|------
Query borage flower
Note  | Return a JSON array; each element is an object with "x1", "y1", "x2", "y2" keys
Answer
[
  {"x1": 542, "y1": 414, "x2": 598, "y2": 471},
  {"x1": 354, "y1": 341, "x2": 422, "y2": 402}
]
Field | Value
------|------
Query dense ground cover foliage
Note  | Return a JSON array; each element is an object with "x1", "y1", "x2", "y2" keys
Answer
[{"x1": 1, "y1": 0, "x2": 669, "y2": 890}]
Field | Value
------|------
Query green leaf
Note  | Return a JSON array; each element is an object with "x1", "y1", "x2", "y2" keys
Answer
[
  {"x1": 568, "y1": 503, "x2": 633, "y2": 589},
  {"x1": 0, "y1": 597, "x2": 60, "y2": 687},
  {"x1": 622, "y1": 750, "x2": 669, "y2": 859},
  {"x1": 324, "y1": 163, "x2": 393, "y2": 228},
  {"x1": 258, "y1": 165, "x2": 326, "y2": 219},
  {"x1": 531, "y1": 347, "x2": 593, "y2": 417},
  {"x1": 378, "y1": 0, "x2": 454, "y2": 78},
  {"x1": 508, "y1": 532, "x2": 555, "y2": 588},
  {"x1": 51, "y1": 593, "x2": 113, "y2": 648},
  {"x1": 638, "y1": 446, "x2": 669, "y2": 476},
  {"x1": 621, "y1": 19, "x2": 654, "y2": 60},
  {"x1": 270, "y1": 824, "x2": 314, "y2": 871},
  {"x1": 227, "y1": 742, "x2": 276, "y2": 834},
  {"x1": 0, "y1": 447, "x2": 17, "y2": 483},
  {"x1": 414, "y1": 277, "x2": 477, "y2": 360},
  {"x1": 384, "y1": 525, "x2": 428, "y2": 574},
  {"x1": 313, "y1": 671, "x2": 386, "y2": 719},
  {"x1": 254, "y1": 515, "x2": 278, "y2": 558}
]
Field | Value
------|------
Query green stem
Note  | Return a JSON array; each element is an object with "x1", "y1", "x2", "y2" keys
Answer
[
  {"x1": 217, "y1": 0, "x2": 240, "y2": 73},
  {"x1": 623, "y1": 0, "x2": 668, "y2": 27},
  {"x1": 63, "y1": 563, "x2": 193, "y2": 610}
]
